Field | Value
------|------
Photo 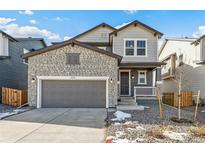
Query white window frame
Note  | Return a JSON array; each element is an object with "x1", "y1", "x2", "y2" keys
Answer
[
  {"x1": 124, "y1": 39, "x2": 135, "y2": 56},
  {"x1": 124, "y1": 38, "x2": 147, "y2": 57},
  {"x1": 138, "y1": 70, "x2": 147, "y2": 85}
]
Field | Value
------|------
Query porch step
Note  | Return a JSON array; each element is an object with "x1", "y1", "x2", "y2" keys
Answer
[
  {"x1": 120, "y1": 97, "x2": 135, "y2": 102},
  {"x1": 118, "y1": 97, "x2": 137, "y2": 105},
  {"x1": 118, "y1": 101, "x2": 137, "y2": 105}
]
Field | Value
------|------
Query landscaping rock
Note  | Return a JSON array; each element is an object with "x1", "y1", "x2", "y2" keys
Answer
[{"x1": 107, "y1": 103, "x2": 205, "y2": 143}]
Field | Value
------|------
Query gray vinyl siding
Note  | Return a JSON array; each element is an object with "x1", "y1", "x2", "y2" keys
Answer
[
  {"x1": 159, "y1": 39, "x2": 205, "y2": 100},
  {"x1": 201, "y1": 39, "x2": 205, "y2": 61},
  {"x1": 130, "y1": 69, "x2": 153, "y2": 96},
  {"x1": 120, "y1": 69, "x2": 153, "y2": 96},
  {"x1": 76, "y1": 26, "x2": 114, "y2": 43},
  {"x1": 17, "y1": 40, "x2": 45, "y2": 51},
  {"x1": 113, "y1": 25, "x2": 158, "y2": 62},
  {"x1": 0, "y1": 40, "x2": 45, "y2": 102}
]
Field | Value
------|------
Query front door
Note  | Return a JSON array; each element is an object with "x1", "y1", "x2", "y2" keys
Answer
[{"x1": 120, "y1": 71, "x2": 130, "y2": 96}]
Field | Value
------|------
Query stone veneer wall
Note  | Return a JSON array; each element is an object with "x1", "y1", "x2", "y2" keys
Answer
[{"x1": 28, "y1": 44, "x2": 118, "y2": 107}]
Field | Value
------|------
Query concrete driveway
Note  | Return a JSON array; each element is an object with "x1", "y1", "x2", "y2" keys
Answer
[{"x1": 0, "y1": 108, "x2": 106, "y2": 143}]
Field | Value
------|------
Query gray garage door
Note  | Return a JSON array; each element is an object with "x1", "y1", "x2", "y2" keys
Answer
[{"x1": 41, "y1": 80, "x2": 106, "y2": 108}]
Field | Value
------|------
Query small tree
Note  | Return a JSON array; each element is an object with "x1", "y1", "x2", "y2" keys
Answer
[{"x1": 171, "y1": 54, "x2": 193, "y2": 120}]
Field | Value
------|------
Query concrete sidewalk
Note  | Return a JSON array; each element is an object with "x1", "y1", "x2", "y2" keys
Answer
[{"x1": 0, "y1": 108, "x2": 106, "y2": 143}]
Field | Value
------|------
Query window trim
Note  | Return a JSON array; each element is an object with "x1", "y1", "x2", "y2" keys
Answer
[
  {"x1": 138, "y1": 70, "x2": 147, "y2": 85},
  {"x1": 124, "y1": 38, "x2": 147, "y2": 57},
  {"x1": 124, "y1": 40, "x2": 135, "y2": 56},
  {"x1": 66, "y1": 53, "x2": 80, "y2": 65}
]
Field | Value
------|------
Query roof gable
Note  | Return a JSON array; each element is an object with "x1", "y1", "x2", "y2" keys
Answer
[
  {"x1": 110, "y1": 20, "x2": 163, "y2": 37},
  {"x1": 72, "y1": 23, "x2": 116, "y2": 40},
  {"x1": 15, "y1": 37, "x2": 47, "y2": 47},
  {"x1": 159, "y1": 38, "x2": 197, "y2": 57},
  {"x1": 0, "y1": 30, "x2": 17, "y2": 42},
  {"x1": 22, "y1": 39, "x2": 122, "y2": 63},
  {"x1": 191, "y1": 35, "x2": 205, "y2": 45}
]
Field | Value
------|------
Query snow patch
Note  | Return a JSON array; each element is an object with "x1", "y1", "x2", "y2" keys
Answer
[
  {"x1": 111, "y1": 111, "x2": 131, "y2": 121},
  {"x1": 115, "y1": 131, "x2": 124, "y2": 138},
  {"x1": 163, "y1": 131, "x2": 187, "y2": 141},
  {"x1": 0, "y1": 112, "x2": 15, "y2": 119},
  {"x1": 134, "y1": 138, "x2": 146, "y2": 142}
]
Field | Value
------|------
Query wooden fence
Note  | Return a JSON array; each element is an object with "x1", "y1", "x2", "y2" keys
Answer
[
  {"x1": 162, "y1": 91, "x2": 193, "y2": 107},
  {"x1": 2, "y1": 87, "x2": 27, "y2": 107}
]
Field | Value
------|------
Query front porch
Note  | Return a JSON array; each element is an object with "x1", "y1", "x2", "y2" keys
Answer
[{"x1": 117, "y1": 62, "x2": 165, "y2": 109}]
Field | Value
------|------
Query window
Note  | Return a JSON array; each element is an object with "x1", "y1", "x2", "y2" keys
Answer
[
  {"x1": 125, "y1": 40, "x2": 134, "y2": 56},
  {"x1": 138, "y1": 71, "x2": 147, "y2": 84},
  {"x1": 124, "y1": 39, "x2": 146, "y2": 56},
  {"x1": 137, "y1": 40, "x2": 146, "y2": 56},
  {"x1": 66, "y1": 53, "x2": 80, "y2": 65}
]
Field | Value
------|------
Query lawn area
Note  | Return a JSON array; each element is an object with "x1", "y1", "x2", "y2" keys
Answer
[{"x1": 107, "y1": 102, "x2": 205, "y2": 143}]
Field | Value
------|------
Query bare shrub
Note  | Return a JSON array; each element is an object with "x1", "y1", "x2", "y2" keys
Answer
[
  {"x1": 190, "y1": 125, "x2": 205, "y2": 138},
  {"x1": 146, "y1": 130, "x2": 166, "y2": 139}
]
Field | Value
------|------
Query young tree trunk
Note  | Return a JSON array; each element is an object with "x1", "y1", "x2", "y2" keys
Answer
[{"x1": 178, "y1": 69, "x2": 182, "y2": 120}]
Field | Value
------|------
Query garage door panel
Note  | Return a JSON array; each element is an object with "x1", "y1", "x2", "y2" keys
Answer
[{"x1": 42, "y1": 80, "x2": 106, "y2": 108}]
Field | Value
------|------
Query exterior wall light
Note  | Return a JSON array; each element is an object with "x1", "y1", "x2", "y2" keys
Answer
[
  {"x1": 31, "y1": 77, "x2": 36, "y2": 83},
  {"x1": 110, "y1": 78, "x2": 113, "y2": 84},
  {"x1": 131, "y1": 75, "x2": 135, "y2": 79}
]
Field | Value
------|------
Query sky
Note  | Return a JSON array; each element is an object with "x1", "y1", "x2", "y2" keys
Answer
[{"x1": 0, "y1": 10, "x2": 205, "y2": 45}]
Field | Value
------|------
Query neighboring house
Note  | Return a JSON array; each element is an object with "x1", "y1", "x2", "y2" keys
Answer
[
  {"x1": 0, "y1": 30, "x2": 46, "y2": 102},
  {"x1": 22, "y1": 20, "x2": 164, "y2": 108},
  {"x1": 159, "y1": 37, "x2": 205, "y2": 101}
]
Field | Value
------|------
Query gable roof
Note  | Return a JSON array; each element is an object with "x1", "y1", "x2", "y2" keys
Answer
[
  {"x1": 0, "y1": 30, "x2": 17, "y2": 42},
  {"x1": 159, "y1": 37, "x2": 196, "y2": 57},
  {"x1": 22, "y1": 39, "x2": 122, "y2": 63},
  {"x1": 71, "y1": 23, "x2": 116, "y2": 40},
  {"x1": 15, "y1": 37, "x2": 47, "y2": 47},
  {"x1": 191, "y1": 34, "x2": 205, "y2": 45},
  {"x1": 110, "y1": 20, "x2": 163, "y2": 37}
]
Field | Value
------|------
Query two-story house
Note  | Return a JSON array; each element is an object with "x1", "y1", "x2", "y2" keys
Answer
[
  {"x1": 22, "y1": 20, "x2": 164, "y2": 108},
  {"x1": 0, "y1": 30, "x2": 47, "y2": 102},
  {"x1": 159, "y1": 36, "x2": 205, "y2": 101}
]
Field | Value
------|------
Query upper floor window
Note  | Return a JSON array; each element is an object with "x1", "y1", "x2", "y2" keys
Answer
[
  {"x1": 137, "y1": 40, "x2": 146, "y2": 56},
  {"x1": 124, "y1": 39, "x2": 147, "y2": 56},
  {"x1": 125, "y1": 40, "x2": 134, "y2": 56}
]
